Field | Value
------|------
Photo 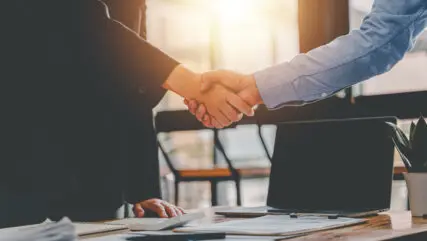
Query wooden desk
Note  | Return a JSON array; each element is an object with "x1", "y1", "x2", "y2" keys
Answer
[
  {"x1": 289, "y1": 211, "x2": 427, "y2": 241},
  {"x1": 82, "y1": 207, "x2": 427, "y2": 241}
]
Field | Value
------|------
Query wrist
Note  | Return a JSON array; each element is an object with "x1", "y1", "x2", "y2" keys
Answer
[
  {"x1": 163, "y1": 65, "x2": 202, "y2": 99},
  {"x1": 246, "y1": 74, "x2": 263, "y2": 105}
]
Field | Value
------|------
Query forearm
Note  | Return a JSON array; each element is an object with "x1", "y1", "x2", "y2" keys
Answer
[
  {"x1": 255, "y1": 0, "x2": 427, "y2": 109},
  {"x1": 162, "y1": 65, "x2": 202, "y2": 100}
]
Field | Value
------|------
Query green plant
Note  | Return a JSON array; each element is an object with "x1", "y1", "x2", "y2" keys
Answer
[{"x1": 387, "y1": 115, "x2": 427, "y2": 172}]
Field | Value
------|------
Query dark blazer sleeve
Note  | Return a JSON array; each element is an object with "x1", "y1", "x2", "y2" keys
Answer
[
  {"x1": 98, "y1": 0, "x2": 163, "y2": 203},
  {"x1": 78, "y1": 0, "x2": 178, "y2": 103},
  {"x1": 102, "y1": 0, "x2": 144, "y2": 34},
  {"x1": 124, "y1": 111, "x2": 162, "y2": 204}
]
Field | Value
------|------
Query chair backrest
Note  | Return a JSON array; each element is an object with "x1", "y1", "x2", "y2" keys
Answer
[
  {"x1": 154, "y1": 110, "x2": 238, "y2": 175},
  {"x1": 212, "y1": 114, "x2": 272, "y2": 168}
]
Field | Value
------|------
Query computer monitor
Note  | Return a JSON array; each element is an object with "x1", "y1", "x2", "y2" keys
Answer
[{"x1": 267, "y1": 117, "x2": 396, "y2": 211}]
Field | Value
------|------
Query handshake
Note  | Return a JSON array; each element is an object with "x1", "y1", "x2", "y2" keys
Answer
[
  {"x1": 183, "y1": 69, "x2": 263, "y2": 129},
  {"x1": 164, "y1": 65, "x2": 263, "y2": 129}
]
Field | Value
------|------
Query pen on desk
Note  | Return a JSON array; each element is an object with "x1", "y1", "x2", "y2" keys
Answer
[
  {"x1": 126, "y1": 232, "x2": 226, "y2": 241},
  {"x1": 289, "y1": 213, "x2": 339, "y2": 219}
]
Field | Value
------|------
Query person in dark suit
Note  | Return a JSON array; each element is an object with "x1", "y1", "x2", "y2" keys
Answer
[{"x1": 0, "y1": 0, "x2": 252, "y2": 228}]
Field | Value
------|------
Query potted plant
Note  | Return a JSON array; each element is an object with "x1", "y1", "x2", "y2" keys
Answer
[{"x1": 387, "y1": 115, "x2": 427, "y2": 216}]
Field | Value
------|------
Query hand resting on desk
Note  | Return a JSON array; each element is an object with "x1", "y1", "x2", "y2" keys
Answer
[{"x1": 132, "y1": 199, "x2": 186, "y2": 218}]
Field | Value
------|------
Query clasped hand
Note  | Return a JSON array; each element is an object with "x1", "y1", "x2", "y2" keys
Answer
[{"x1": 186, "y1": 70, "x2": 262, "y2": 128}]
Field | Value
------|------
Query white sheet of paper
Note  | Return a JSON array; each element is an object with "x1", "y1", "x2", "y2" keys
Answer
[
  {"x1": 0, "y1": 218, "x2": 126, "y2": 238},
  {"x1": 176, "y1": 215, "x2": 365, "y2": 236},
  {"x1": 0, "y1": 218, "x2": 77, "y2": 241},
  {"x1": 72, "y1": 223, "x2": 127, "y2": 236}
]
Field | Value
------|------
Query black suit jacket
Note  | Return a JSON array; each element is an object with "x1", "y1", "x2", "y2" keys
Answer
[{"x1": 0, "y1": 0, "x2": 177, "y2": 222}]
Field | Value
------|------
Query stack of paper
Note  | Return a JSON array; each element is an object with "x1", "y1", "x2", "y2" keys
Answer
[
  {"x1": 0, "y1": 218, "x2": 77, "y2": 241},
  {"x1": 175, "y1": 215, "x2": 366, "y2": 236},
  {"x1": 0, "y1": 218, "x2": 128, "y2": 240}
]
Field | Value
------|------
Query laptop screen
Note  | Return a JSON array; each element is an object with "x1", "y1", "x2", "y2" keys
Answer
[{"x1": 267, "y1": 117, "x2": 396, "y2": 211}]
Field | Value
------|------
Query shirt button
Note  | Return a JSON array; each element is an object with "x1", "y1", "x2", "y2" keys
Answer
[{"x1": 321, "y1": 93, "x2": 328, "y2": 98}]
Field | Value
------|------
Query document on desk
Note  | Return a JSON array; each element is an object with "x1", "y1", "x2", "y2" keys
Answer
[
  {"x1": 0, "y1": 217, "x2": 77, "y2": 241},
  {"x1": 175, "y1": 215, "x2": 366, "y2": 236},
  {"x1": 0, "y1": 218, "x2": 127, "y2": 238},
  {"x1": 72, "y1": 222, "x2": 128, "y2": 236}
]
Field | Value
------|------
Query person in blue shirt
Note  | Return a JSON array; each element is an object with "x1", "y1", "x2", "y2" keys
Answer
[{"x1": 186, "y1": 0, "x2": 427, "y2": 128}]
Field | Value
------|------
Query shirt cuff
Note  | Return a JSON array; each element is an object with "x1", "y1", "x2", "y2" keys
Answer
[{"x1": 254, "y1": 64, "x2": 303, "y2": 109}]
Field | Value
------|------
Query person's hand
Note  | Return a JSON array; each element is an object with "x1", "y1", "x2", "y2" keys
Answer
[
  {"x1": 133, "y1": 199, "x2": 186, "y2": 218},
  {"x1": 163, "y1": 65, "x2": 253, "y2": 127},
  {"x1": 201, "y1": 70, "x2": 263, "y2": 106},
  {"x1": 194, "y1": 84, "x2": 250, "y2": 128},
  {"x1": 184, "y1": 99, "x2": 214, "y2": 128},
  {"x1": 185, "y1": 70, "x2": 263, "y2": 128}
]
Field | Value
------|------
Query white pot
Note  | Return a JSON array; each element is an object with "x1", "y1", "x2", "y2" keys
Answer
[{"x1": 404, "y1": 173, "x2": 427, "y2": 217}]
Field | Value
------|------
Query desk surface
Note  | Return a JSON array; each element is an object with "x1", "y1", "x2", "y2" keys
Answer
[{"x1": 83, "y1": 207, "x2": 427, "y2": 241}]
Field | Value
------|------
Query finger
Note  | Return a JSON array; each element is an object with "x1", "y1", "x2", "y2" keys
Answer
[
  {"x1": 203, "y1": 115, "x2": 214, "y2": 128},
  {"x1": 189, "y1": 100, "x2": 198, "y2": 113},
  {"x1": 177, "y1": 207, "x2": 187, "y2": 214},
  {"x1": 184, "y1": 99, "x2": 197, "y2": 115},
  {"x1": 210, "y1": 109, "x2": 231, "y2": 127},
  {"x1": 142, "y1": 202, "x2": 168, "y2": 218},
  {"x1": 226, "y1": 93, "x2": 254, "y2": 117},
  {"x1": 174, "y1": 206, "x2": 184, "y2": 216},
  {"x1": 211, "y1": 117, "x2": 224, "y2": 129},
  {"x1": 133, "y1": 203, "x2": 145, "y2": 218},
  {"x1": 162, "y1": 203, "x2": 178, "y2": 217},
  {"x1": 186, "y1": 100, "x2": 198, "y2": 116},
  {"x1": 237, "y1": 113, "x2": 244, "y2": 121},
  {"x1": 184, "y1": 99, "x2": 196, "y2": 116},
  {"x1": 219, "y1": 104, "x2": 239, "y2": 123},
  {"x1": 196, "y1": 105, "x2": 207, "y2": 122}
]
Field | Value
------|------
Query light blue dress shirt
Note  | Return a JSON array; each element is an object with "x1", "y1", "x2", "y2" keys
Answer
[{"x1": 254, "y1": 0, "x2": 427, "y2": 109}]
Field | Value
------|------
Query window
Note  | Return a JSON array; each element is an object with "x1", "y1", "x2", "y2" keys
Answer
[
  {"x1": 148, "y1": 0, "x2": 299, "y2": 112},
  {"x1": 350, "y1": 0, "x2": 427, "y2": 96},
  {"x1": 147, "y1": 0, "x2": 299, "y2": 207}
]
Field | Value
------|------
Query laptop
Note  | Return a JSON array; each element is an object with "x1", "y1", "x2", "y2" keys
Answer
[{"x1": 216, "y1": 117, "x2": 396, "y2": 218}]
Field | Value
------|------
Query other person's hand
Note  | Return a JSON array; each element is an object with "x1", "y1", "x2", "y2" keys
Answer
[
  {"x1": 164, "y1": 66, "x2": 253, "y2": 127},
  {"x1": 133, "y1": 199, "x2": 185, "y2": 218},
  {"x1": 185, "y1": 70, "x2": 263, "y2": 128}
]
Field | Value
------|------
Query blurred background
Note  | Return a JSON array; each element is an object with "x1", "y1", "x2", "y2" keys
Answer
[{"x1": 144, "y1": 0, "x2": 427, "y2": 210}]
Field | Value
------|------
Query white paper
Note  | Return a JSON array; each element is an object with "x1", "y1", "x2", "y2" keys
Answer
[
  {"x1": 176, "y1": 215, "x2": 365, "y2": 236},
  {"x1": 0, "y1": 218, "x2": 126, "y2": 239},
  {"x1": 71, "y1": 222, "x2": 127, "y2": 236},
  {"x1": 0, "y1": 218, "x2": 77, "y2": 241}
]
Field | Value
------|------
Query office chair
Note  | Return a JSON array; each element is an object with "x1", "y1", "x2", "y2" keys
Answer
[{"x1": 155, "y1": 110, "x2": 270, "y2": 206}]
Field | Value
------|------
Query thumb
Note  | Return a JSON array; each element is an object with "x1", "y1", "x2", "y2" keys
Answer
[
  {"x1": 200, "y1": 73, "x2": 215, "y2": 92},
  {"x1": 133, "y1": 203, "x2": 145, "y2": 218}
]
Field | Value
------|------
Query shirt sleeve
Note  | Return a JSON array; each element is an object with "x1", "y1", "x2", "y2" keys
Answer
[{"x1": 254, "y1": 0, "x2": 427, "y2": 109}]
